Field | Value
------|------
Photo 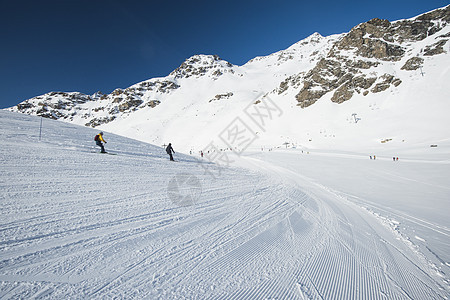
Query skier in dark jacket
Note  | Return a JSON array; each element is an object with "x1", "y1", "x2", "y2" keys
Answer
[{"x1": 166, "y1": 143, "x2": 175, "y2": 161}]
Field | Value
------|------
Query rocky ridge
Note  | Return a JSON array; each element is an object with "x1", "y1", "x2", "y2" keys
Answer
[
  {"x1": 10, "y1": 54, "x2": 238, "y2": 127},
  {"x1": 11, "y1": 79, "x2": 179, "y2": 127},
  {"x1": 291, "y1": 5, "x2": 449, "y2": 107}
]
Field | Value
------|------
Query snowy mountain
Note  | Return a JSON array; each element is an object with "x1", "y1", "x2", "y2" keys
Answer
[{"x1": 6, "y1": 5, "x2": 450, "y2": 153}]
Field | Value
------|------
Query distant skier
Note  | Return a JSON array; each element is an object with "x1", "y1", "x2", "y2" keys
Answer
[
  {"x1": 94, "y1": 132, "x2": 107, "y2": 153},
  {"x1": 166, "y1": 143, "x2": 175, "y2": 161}
]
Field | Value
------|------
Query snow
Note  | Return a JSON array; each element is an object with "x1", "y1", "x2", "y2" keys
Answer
[{"x1": 1, "y1": 110, "x2": 449, "y2": 298}]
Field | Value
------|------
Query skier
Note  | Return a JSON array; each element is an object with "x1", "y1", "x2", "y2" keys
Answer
[
  {"x1": 166, "y1": 143, "x2": 175, "y2": 161},
  {"x1": 95, "y1": 132, "x2": 107, "y2": 153}
]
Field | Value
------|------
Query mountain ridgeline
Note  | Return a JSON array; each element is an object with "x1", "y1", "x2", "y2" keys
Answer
[{"x1": 7, "y1": 6, "x2": 450, "y2": 151}]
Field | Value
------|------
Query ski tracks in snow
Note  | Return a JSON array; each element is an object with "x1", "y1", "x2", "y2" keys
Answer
[
  {"x1": 226, "y1": 155, "x2": 450, "y2": 299},
  {"x1": 1, "y1": 111, "x2": 449, "y2": 299}
]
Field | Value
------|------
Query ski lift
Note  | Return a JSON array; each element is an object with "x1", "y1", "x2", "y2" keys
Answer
[{"x1": 352, "y1": 113, "x2": 361, "y2": 123}]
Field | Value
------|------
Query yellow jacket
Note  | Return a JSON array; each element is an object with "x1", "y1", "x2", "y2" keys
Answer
[{"x1": 98, "y1": 133, "x2": 106, "y2": 142}]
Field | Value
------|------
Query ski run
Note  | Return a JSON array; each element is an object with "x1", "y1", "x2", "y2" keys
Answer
[{"x1": 1, "y1": 110, "x2": 449, "y2": 299}]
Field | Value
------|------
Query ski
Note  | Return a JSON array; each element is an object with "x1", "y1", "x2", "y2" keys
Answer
[{"x1": 91, "y1": 151, "x2": 117, "y2": 155}]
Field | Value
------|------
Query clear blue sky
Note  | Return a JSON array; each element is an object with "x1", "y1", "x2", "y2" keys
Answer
[{"x1": 0, "y1": 0, "x2": 447, "y2": 108}]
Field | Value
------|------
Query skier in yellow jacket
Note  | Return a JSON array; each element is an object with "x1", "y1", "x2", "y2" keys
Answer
[{"x1": 95, "y1": 132, "x2": 107, "y2": 153}]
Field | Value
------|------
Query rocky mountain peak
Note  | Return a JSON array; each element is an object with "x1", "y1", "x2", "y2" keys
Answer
[
  {"x1": 304, "y1": 32, "x2": 324, "y2": 43},
  {"x1": 293, "y1": 5, "x2": 449, "y2": 108},
  {"x1": 170, "y1": 54, "x2": 234, "y2": 79}
]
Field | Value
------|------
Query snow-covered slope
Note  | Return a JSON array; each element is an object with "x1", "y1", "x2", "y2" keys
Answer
[
  {"x1": 1, "y1": 109, "x2": 449, "y2": 298},
  {"x1": 7, "y1": 6, "x2": 450, "y2": 155}
]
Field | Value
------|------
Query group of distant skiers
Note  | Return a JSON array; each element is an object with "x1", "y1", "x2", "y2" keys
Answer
[
  {"x1": 369, "y1": 154, "x2": 399, "y2": 161},
  {"x1": 94, "y1": 132, "x2": 176, "y2": 161}
]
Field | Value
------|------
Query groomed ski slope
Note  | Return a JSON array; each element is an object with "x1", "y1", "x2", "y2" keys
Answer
[{"x1": 1, "y1": 110, "x2": 449, "y2": 299}]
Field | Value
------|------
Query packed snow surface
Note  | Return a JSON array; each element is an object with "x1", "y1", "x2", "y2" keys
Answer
[{"x1": 1, "y1": 110, "x2": 449, "y2": 299}]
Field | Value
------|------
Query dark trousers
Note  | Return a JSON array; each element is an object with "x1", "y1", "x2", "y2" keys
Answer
[
  {"x1": 96, "y1": 141, "x2": 106, "y2": 153},
  {"x1": 169, "y1": 153, "x2": 174, "y2": 161}
]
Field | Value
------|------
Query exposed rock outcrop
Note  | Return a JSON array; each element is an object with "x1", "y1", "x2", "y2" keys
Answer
[
  {"x1": 423, "y1": 39, "x2": 448, "y2": 56},
  {"x1": 209, "y1": 92, "x2": 234, "y2": 102},
  {"x1": 401, "y1": 56, "x2": 424, "y2": 70},
  {"x1": 293, "y1": 6, "x2": 450, "y2": 107}
]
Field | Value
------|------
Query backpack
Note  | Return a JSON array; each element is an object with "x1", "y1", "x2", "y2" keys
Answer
[{"x1": 94, "y1": 134, "x2": 99, "y2": 141}]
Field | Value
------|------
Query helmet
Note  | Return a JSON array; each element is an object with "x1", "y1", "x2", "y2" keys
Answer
[{"x1": 100, "y1": 132, "x2": 103, "y2": 135}]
